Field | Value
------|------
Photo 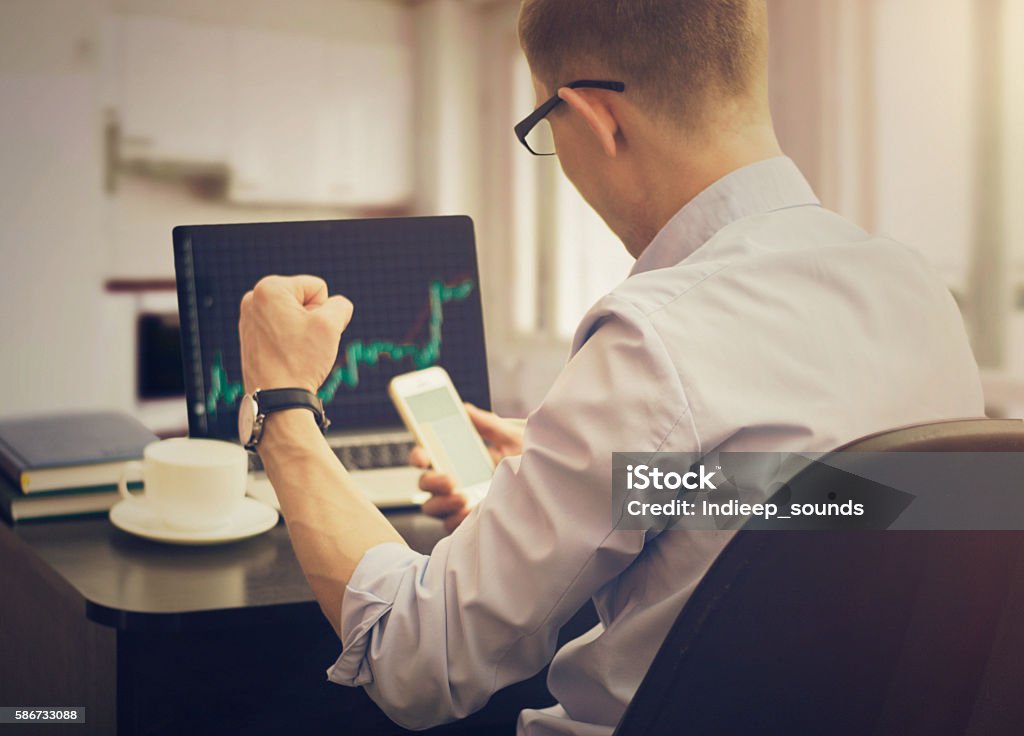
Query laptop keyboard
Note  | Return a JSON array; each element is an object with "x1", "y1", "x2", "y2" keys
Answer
[
  {"x1": 333, "y1": 440, "x2": 416, "y2": 470},
  {"x1": 249, "y1": 439, "x2": 416, "y2": 472}
]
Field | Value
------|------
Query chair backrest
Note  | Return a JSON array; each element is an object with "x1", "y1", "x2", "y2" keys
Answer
[
  {"x1": 838, "y1": 417, "x2": 1024, "y2": 452},
  {"x1": 614, "y1": 418, "x2": 1024, "y2": 736}
]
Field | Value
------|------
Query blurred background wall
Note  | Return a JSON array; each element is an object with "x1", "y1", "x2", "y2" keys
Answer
[{"x1": 0, "y1": 0, "x2": 1021, "y2": 433}]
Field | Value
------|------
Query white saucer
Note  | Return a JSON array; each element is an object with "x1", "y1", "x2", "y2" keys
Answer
[{"x1": 109, "y1": 497, "x2": 279, "y2": 545}]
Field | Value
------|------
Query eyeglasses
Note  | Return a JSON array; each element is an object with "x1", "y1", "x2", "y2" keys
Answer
[{"x1": 514, "y1": 80, "x2": 626, "y2": 156}]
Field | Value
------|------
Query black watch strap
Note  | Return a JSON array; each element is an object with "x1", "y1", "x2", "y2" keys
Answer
[{"x1": 256, "y1": 388, "x2": 330, "y2": 432}]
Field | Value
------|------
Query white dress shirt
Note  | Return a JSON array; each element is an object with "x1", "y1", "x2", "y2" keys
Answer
[{"x1": 327, "y1": 157, "x2": 984, "y2": 735}]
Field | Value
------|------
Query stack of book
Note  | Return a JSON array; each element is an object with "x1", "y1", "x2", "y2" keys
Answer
[{"x1": 0, "y1": 411, "x2": 158, "y2": 523}]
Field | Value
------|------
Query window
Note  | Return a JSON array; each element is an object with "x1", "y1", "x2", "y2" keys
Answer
[{"x1": 768, "y1": 0, "x2": 1024, "y2": 409}]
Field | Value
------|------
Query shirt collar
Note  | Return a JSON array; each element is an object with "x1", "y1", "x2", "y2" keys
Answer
[{"x1": 630, "y1": 156, "x2": 820, "y2": 276}]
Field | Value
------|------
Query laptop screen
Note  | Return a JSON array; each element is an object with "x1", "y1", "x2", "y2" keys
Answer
[{"x1": 173, "y1": 216, "x2": 490, "y2": 440}]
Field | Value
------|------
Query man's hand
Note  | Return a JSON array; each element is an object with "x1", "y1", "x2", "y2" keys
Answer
[
  {"x1": 410, "y1": 404, "x2": 525, "y2": 533},
  {"x1": 239, "y1": 275, "x2": 353, "y2": 394}
]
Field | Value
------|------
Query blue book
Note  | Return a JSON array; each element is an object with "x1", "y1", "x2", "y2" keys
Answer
[{"x1": 0, "y1": 411, "x2": 157, "y2": 494}]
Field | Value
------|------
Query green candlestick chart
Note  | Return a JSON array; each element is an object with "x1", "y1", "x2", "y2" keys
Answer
[{"x1": 205, "y1": 278, "x2": 475, "y2": 416}]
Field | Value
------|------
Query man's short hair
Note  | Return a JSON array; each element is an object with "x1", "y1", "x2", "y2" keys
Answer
[{"x1": 518, "y1": 0, "x2": 765, "y2": 129}]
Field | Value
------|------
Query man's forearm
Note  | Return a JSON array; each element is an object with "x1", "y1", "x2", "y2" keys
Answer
[{"x1": 258, "y1": 410, "x2": 407, "y2": 638}]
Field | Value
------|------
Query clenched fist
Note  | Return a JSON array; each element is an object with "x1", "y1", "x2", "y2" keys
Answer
[{"x1": 239, "y1": 275, "x2": 353, "y2": 395}]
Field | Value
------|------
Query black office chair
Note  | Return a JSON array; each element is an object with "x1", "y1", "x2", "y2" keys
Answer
[{"x1": 614, "y1": 418, "x2": 1024, "y2": 736}]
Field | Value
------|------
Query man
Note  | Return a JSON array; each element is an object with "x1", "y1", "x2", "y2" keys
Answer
[{"x1": 238, "y1": 1, "x2": 984, "y2": 733}]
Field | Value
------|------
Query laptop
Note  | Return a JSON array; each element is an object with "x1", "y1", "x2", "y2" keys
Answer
[{"x1": 172, "y1": 216, "x2": 490, "y2": 508}]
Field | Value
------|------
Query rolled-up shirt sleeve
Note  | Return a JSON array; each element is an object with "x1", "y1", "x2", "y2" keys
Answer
[
  {"x1": 328, "y1": 542, "x2": 426, "y2": 688},
  {"x1": 326, "y1": 297, "x2": 697, "y2": 730}
]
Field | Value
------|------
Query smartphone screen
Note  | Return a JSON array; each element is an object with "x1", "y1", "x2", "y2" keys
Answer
[{"x1": 404, "y1": 386, "x2": 493, "y2": 488}]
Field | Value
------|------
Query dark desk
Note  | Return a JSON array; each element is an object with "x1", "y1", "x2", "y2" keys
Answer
[{"x1": 1, "y1": 513, "x2": 594, "y2": 735}]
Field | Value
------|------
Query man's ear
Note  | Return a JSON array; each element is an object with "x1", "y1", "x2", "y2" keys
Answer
[{"x1": 558, "y1": 87, "x2": 619, "y2": 158}]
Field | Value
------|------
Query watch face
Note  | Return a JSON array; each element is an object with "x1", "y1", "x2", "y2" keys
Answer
[{"x1": 238, "y1": 393, "x2": 257, "y2": 446}]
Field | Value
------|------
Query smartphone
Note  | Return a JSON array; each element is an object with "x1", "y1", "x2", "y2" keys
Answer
[{"x1": 389, "y1": 366, "x2": 495, "y2": 505}]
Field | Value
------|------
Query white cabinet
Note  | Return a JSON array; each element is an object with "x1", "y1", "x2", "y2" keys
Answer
[
  {"x1": 227, "y1": 31, "x2": 412, "y2": 206},
  {"x1": 227, "y1": 29, "x2": 327, "y2": 203},
  {"x1": 322, "y1": 43, "x2": 413, "y2": 206},
  {"x1": 111, "y1": 17, "x2": 413, "y2": 206},
  {"x1": 115, "y1": 16, "x2": 231, "y2": 164}
]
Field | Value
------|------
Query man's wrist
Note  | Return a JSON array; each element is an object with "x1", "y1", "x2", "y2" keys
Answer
[{"x1": 257, "y1": 409, "x2": 325, "y2": 460}]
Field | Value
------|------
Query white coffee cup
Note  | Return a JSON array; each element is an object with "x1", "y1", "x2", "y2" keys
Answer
[{"x1": 119, "y1": 438, "x2": 248, "y2": 531}]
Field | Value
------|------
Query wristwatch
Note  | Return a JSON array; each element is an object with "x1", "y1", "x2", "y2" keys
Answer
[{"x1": 238, "y1": 388, "x2": 331, "y2": 451}]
